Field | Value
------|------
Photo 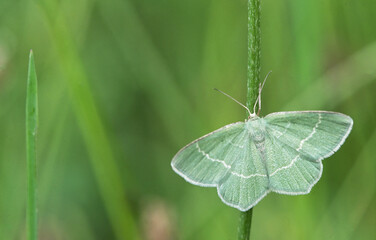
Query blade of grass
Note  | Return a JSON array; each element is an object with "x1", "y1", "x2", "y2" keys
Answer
[
  {"x1": 284, "y1": 41, "x2": 376, "y2": 110},
  {"x1": 26, "y1": 50, "x2": 38, "y2": 240},
  {"x1": 34, "y1": 1, "x2": 139, "y2": 239}
]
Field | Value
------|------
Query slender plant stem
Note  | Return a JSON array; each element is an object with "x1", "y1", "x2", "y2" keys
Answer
[
  {"x1": 26, "y1": 50, "x2": 38, "y2": 240},
  {"x1": 246, "y1": 0, "x2": 261, "y2": 112},
  {"x1": 239, "y1": 0, "x2": 261, "y2": 239},
  {"x1": 238, "y1": 208, "x2": 253, "y2": 240}
]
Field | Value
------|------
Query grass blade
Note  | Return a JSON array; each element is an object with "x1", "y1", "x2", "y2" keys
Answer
[
  {"x1": 35, "y1": 1, "x2": 139, "y2": 239},
  {"x1": 284, "y1": 41, "x2": 376, "y2": 110},
  {"x1": 26, "y1": 50, "x2": 38, "y2": 240}
]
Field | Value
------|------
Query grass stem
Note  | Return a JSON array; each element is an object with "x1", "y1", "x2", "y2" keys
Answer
[
  {"x1": 246, "y1": 0, "x2": 261, "y2": 112},
  {"x1": 239, "y1": 0, "x2": 261, "y2": 239},
  {"x1": 238, "y1": 208, "x2": 253, "y2": 240},
  {"x1": 26, "y1": 50, "x2": 38, "y2": 240}
]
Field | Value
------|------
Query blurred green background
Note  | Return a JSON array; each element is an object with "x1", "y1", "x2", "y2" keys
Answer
[{"x1": 0, "y1": 0, "x2": 375, "y2": 239}]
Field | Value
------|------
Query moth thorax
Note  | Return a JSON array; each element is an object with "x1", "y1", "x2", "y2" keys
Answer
[
  {"x1": 252, "y1": 131, "x2": 265, "y2": 143},
  {"x1": 247, "y1": 119, "x2": 266, "y2": 143}
]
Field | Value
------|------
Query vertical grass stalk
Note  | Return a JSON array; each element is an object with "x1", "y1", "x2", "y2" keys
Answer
[
  {"x1": 246, "y1": 0, "x2": 261, "y2": 111},
  {"x1": 239, "y1": 0, "x2": 261, "y2": 239},
  {"x1": 26, "y1": 50, "x2": 38, "y2": 240},
  {"x1": 238, "y1": 208, "x2": 253, "y2": 240},
  {"x1": 35, "y1": 1, "x2": 139, "y2": 238}
]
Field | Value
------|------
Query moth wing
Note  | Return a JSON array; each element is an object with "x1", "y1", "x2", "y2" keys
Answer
[
  {"x1": 264, "y1": 111, "x2": 353, "y2": 194},
  {"x1": 172, "y1": 120, "x2": 269, "y2": 211},
  {"x1": 171, "y1": 122, "x2": 246, "y2": 186}
]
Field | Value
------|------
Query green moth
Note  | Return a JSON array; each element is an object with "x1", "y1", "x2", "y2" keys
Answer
[{"x1": 171, "y1": 86, "x2": 353, "y2": 211}]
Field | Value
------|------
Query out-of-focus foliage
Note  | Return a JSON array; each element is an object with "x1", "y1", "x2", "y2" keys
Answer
[{"x1": 0, "y1": 0, "x2": 375, "y2": 239}]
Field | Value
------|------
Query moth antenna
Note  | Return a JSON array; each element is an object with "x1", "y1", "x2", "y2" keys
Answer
[
  {"x1": 214, "y1": 88, "x2": 253, "y2": 118},
  {"x1": 253, "y1": 71, "x2": 272, "y2": 115}
]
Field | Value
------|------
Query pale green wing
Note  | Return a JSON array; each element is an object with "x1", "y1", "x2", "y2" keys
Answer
[
  {"x1": 171, "y1": 122, "x2": 246, "y2": 186},
  {"x1": 264, "y1": 111, "x2": 353, "y2": 194},
  {"x1": 171, "y1": 121, "x2": 269, "y2": 211},
  {"x1": 216, "y1": 132, "x2": 269, "y2": 211}
]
